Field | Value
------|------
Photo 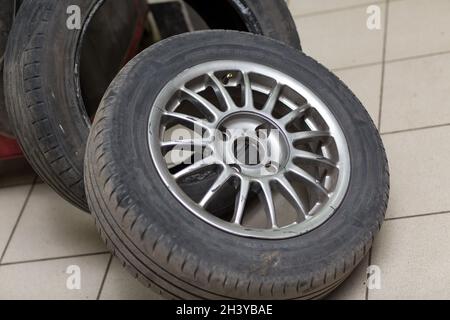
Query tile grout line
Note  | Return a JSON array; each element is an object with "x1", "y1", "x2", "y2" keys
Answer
[
  {"x1": 0, "y1": 176, "x2": 38, "y2": 264},
  {"x1": 385, "y1": 49, "x2": 450, "y2": 64},
  {"x1": 381, "y1": 122, "x2": 450, "y2": 136},
  {"x1": 332, "y1": 49, "x2": 450, "y2": 73},
  {"x1": 292, "y1": 0, "x2": 386, "y2": 19},
  {"x1": 0, "y1": 251, "x2": 111, "y2": 267},
  {"x1": 332, "y1": 61, "x2": 381, "y2": 72},
  {"x1": 290, "y1": 0, "x2": 407, "y2": 19},
  {"x1": 385, "y1": 210, "x2": 450, "y2": 222},
  {"x1": 377, "y1": 0, "x2": 390, "y2": 130},
  {"x1": 96, "y1": 254, "x2": 113, "y2": 300}
]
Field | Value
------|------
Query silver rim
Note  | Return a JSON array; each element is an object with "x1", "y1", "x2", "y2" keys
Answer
[{"x1": 148, "y1": 60, "x2": 350, "y2": 239}]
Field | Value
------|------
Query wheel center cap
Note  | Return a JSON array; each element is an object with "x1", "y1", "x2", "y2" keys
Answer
[{"x1": 217, "y1": 112, "x2": 289, "y2": 177}]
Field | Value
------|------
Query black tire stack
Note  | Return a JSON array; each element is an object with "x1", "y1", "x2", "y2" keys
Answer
[
  {"x1": 0, "y1": 1, "x2": 15, "y2": 137},
  {"x1": 1, "y1": 0, "x2": 389, "y2": 300},
  {"x1": 3, "y1": 0, "x2": 301, "y2": 212}
]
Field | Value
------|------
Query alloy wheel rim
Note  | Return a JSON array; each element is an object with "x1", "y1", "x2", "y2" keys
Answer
[{"x1": 148, "y1": 60, "x2": 350, "y2": 239}]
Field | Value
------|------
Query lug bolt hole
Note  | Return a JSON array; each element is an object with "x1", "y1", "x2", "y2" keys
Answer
[
  {"x1": 265, "y1": 161, "x2": 279, "y2": 174},
  {"x1": 230, "y1": 164, "x2": 241, "y2": 173}
]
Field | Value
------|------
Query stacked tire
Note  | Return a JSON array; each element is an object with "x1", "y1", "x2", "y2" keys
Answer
[
  {"x1": 3, "y1": 0, "x2": 389, "y2": 300},
  {"x1": 0, "y1": 1, "x2": 15, "y2": 137},
  {"x1": 4, "y1": 0, "x2": 301, "y2": 211}
]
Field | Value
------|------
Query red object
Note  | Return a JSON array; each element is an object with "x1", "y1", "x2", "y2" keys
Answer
[
  {"x1": 0, "y1": 2, "x2": 146, "y2": 161},
  {"x1": 121, "y1": 0, "x2": 147, "y2": 66},
  {"x1": 0, "y1": 135, "x2": 23, "y2": 160}
]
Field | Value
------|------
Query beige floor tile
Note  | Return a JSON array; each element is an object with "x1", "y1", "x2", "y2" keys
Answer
[
  {"x1": 100, "y1": 258, "x2": 163, "y2": 300},
  {"x1": 369, "y1": 214, "x2": 450, "y2": 300},
  {"x1": 0, "y1": 185, "x2": 32, "y2": 255},
  {"x1": 386, "y1": 0, "x2": 450, "y2": 61},
  {"x1": 382, "y1": 126, "x2": 450, "y2": 219},
  {"x1": 0, "y1": 254, "x2": 109, "y2": 300},
  {"x1": 327, "y1": 255, "x2": 369, "y2": 300},
  {"x1": 381, "y1": 53, "x2": 450, "y2": 133},
  {"x1": 295, "y1": 4, "x2": 385, "y2": 69},
  {"x1": 335, "y1": 64, "x2": 382, "y2": 126},
  {"x1": 2, "y1": 184, "x2": 106, "y2": 263},
  {"x1": 289, "y1": 0, "x2": 383, "y2": 16}
]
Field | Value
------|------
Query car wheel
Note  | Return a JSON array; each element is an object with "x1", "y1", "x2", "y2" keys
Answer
[{"x1": 85, "y1": 31, "x2": 389, "y2": 299}]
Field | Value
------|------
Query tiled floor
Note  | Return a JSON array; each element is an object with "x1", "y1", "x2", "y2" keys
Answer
[
  {"x1": 1, "y1": 0, "x2": 449, "y2": 299},
  {"x1": 291, "y1": 0, "x2": 450, "y2": 300}
]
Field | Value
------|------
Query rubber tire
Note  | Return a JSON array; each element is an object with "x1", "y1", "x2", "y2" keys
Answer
[
  {"x1": 229, "y1": 0, "x2": 301, "y2": 49},
  {"x1": 185, "y1": 0, "x2": 301, "y2": 50},
  {"x1": 85, "y1": 31, "x2": 390, "y2": 300},
  {"x1": 4, "y1": 0, "x2": 301, "y2": 212},
  {"x1": 0, "y1": 1, "x2": 15, "y2": 137},
  {"x1": 4, "y1": 0, "x2": 147, "y2": 211}
]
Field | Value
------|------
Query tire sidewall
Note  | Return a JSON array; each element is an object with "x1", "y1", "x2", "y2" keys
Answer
[
  {"x1": 234, "y1": 0, "x2": 302, "y2": 50},
  {"x1": 5, "y1": 0, "x2": 98, "y2": 178},
  {"x1": 0, "y1": 0, "x2": 16, "y2": 137}
]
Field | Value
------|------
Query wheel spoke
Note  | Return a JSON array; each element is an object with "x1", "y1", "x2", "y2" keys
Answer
[
  {"x1": 181, "y1": 87, "x2": 221, "y2": 120},
  {"x1": 279, "y1": 103, "x2": 310, "y2": 126},
  {"x1": 200, "y1": 168, "x2": 233, "y2": 207},
  {"x1": 287, "y1": 164, "x2": 329, "y2": 197},
  {"x1": 148, "y1": 61, "x2": 352, "y2": 239},
  {"x1": 258, "y1": 181, "x2": 278, "y2": 228},
  {"x1": 291, "y1": 131, "x2": 330, "y2": 143},
  {"x1": 262, "y1": 83, "x2": 282, "y2": 114},
  {"x1": 208, "y1": 73, "x2": 237, "y2": 110},
  {"x1": 162, "y1": 112, "x2": 212, "y2": 130},
  {"x1": 232, "y1": 178, "x2": 251, "y2": 225},
  {"x1": 242, "y1": 72, "x2": 254, "y2": 108},
  {"x1": 173, "y1": 155, "x2": 217, "y2": 180},
  {"x1": 291, "y1": 150, "x2": 337, "y2": 168},
  {"x1": 275, "y1": 176, "x2": 308, "y2": 220}
]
